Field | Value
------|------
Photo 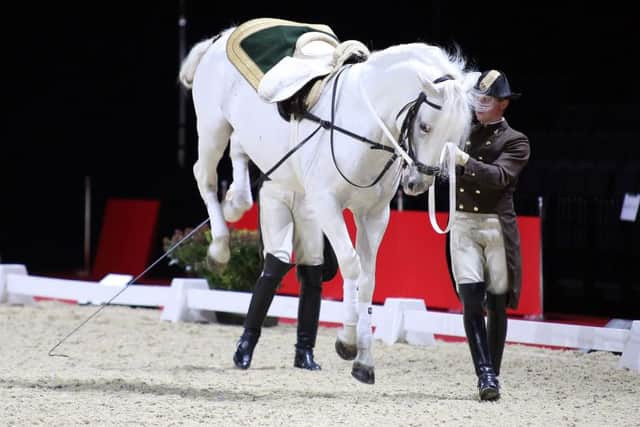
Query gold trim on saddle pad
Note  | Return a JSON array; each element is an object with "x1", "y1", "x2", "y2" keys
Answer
[{"x1": 226, "y1": 18, "x2": 337, "y2": 90}]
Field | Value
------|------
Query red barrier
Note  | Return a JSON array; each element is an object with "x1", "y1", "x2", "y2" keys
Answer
[
  {"x1": 93, "y1": 198, "x2": 160, "y2": 280},
  {"x1": 232, "y1": 205, "x2": 542, "y2": 317}
]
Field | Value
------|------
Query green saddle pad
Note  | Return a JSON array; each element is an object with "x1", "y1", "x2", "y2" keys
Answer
[{"x1": 227, "y1": 18, "x2": 337, "y2": 90}]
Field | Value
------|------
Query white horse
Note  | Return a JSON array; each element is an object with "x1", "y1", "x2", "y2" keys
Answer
[{"x1": 179, "y1": 26, "x2": 478, "y2": 384}]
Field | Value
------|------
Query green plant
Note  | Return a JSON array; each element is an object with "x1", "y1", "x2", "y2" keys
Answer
[{"x1": 163, "y1": 226, "x2": 261, "y2": 292}]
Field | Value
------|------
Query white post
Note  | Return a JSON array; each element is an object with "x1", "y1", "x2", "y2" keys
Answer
[
  {"x1": 619, "y1": 320, "x2": 640, "y2": 373},
  {"x1": 0, "y1": 265, "x2": 34, "y2": 305},
  {"x1": 373, "y1": 298, "x2": 434, "y2": 346},
  {"x1": 161, "y1": 278, "x2": 211, "y2": 323}
]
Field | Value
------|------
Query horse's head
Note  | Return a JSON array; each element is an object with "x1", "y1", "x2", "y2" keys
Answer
[{"x1": 400, "y1": 70, "x2": 478, "y2": 195}]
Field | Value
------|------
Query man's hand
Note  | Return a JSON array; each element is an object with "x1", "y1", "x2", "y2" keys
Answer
[{"x1": 455, "y1": 146, "x2": 470, "y2": 166}]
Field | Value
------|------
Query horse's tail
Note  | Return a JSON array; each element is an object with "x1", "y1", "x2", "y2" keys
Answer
[{"x1": 179, "y1": 36, "x2": 218, "y2": 89}]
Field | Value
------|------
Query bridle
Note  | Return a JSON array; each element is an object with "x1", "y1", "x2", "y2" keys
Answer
[
  {"x1": 303, "y1": 67, "x2": 452, "y2": 187},
  {"x1": 261, "y1": 65, "x2": 395, "y2": 184},
  {"x1": 259, "y1": 63, "x2": 460, "y2": 235},
  {"x1": 394, "y1": 73, "x2": 454, "y2": 176},
  {"x1": 304, "y1": 66, "x2": 396, "y2": 188},
  {"x1": 262, "y1": 66, "x2": 453, "y2": 188}
]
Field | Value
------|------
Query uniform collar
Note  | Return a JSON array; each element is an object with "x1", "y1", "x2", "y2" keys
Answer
[
  {"x1": 474, "y1": 118, "x2": 508, "y2": 133},
  {"x1": 482, "y1": 117, "x2": 505, "y2": 128}
]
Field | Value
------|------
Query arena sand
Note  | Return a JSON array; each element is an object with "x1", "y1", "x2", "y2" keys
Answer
[{"x1": 1, "y1": 301, "x2": 638, "y2": 426}]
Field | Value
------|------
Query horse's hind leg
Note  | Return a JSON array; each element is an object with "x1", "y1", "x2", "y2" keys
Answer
[
  {"x1": 193, "y1": 120, "x2": 233, "y2": 263},
  {"x1": 222, "y1": 135, "x2": 253, "y2": 223}
]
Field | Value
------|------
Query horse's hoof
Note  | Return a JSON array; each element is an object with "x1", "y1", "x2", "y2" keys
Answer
[
  {"x1": 335, "y1": 339, "x2": 357, "y2": 361},
  {"x1": 351, "y1": 361, "x2": 375, "y2": 384},
  {"x1": 207, "y1": 239, "x2": 230, "y2": 264}
]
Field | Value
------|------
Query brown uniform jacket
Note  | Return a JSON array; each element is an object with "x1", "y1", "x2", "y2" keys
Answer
[{"x1": 453, "y1": 119, "x2": 530, "y2": 308}]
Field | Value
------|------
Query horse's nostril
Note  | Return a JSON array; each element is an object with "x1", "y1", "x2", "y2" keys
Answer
[{"x1": 408, "y1": 182, "x2": 415, "y2": 191}]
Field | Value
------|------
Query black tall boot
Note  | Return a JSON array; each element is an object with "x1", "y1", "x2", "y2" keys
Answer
[
  {"x1": 487, "y1": 293, "x2": 508, "y2": 377},
  {"x1": 233, "y1": 253, "x2": 292, "y2": 369},
  {"x1": 294, "y1": 264, "x2": 323, "y2": 371},
  {"x1": 459, "y1": 282, "x2": 500, "y2": 401}
]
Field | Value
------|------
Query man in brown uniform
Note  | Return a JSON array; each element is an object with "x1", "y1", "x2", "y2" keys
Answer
[{"x1": 450, "y1": 69, "x2": 530, "y2": 401}]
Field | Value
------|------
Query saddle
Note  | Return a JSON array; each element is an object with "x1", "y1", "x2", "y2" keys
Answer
[
  {"x1": 227, "y1": 18, "x2": 369, "y2": 120},
  {"x1": 272, "y1": 37, "x2": 370, "y2": 120}
]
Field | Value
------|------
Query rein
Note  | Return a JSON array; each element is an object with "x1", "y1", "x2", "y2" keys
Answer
[
  {"x1": 262, "y1": 64, "x2": 459, "y2": 234},
  {"x1": 304, "y1": 66, "x2": 399, "y2": 188},
  {"x1": 359, "y1": 74, "x2": 453, "y2": 175},
  {"x1": 264, "y1": 67, "x2": 452, "y2": 192},
  {"x1": 263, "y1": 67, "x2": 395, "y2": 183},
  {"x1": 357, "y1": 72, "x2": 459, "y2": 234},
  {"x1": 427, "y1": 143, "x2": 457, "y2": 234}
]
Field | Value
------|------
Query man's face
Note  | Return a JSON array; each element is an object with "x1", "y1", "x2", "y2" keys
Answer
[{"x1": 474, "y1": 96, "x2": 507, "y2": 124}]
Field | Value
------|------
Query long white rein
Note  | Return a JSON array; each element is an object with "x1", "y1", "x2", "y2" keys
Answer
[
  {"x1": 358, "y1": 82, "x2": 456, "y2": 233},
  {"x1": 358, "y1": 82, "x2": 414, "y2": 165},
  {"x1": 427, "y1": 143, "x2": 456, "y2": 234}
]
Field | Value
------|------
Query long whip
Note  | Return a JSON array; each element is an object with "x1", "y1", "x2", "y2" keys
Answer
[{"x1": 48, "y1": 217, "x2": 210, "y2": 357}]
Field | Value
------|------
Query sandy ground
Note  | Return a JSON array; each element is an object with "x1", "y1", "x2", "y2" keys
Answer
[{"x1": 1, "y1": 301, "x2": 638, "y2": 426}]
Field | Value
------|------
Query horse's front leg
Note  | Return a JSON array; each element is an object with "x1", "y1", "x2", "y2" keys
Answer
[
  {"x1": 222, "y1": 137, "x2": 254, "y2": 222},
  {"x1": 193, "y1": 121, "x2": 233, "y2": 263},
  {"x1": 351, "y1": 206, "x2": 391, "y2": 385},
  {"x1": 308, "y1": 195, "x2": 361, "y2": 362}
]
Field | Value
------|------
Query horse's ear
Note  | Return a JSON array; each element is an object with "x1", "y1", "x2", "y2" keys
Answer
[
  {"x1": 422, "y1": 78, "x2": 441, "y2": 102},
  {"x1": 395, "y1": 78, "x2": 442, "y2": 130}
]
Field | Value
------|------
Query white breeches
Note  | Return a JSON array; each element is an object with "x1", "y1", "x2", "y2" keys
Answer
[
  {"x1": 259, "y1": 180, "x2": 324, "y2": 266},
  {"x1": 450, "y1": 212, "x2": 508, "y2": 295}
]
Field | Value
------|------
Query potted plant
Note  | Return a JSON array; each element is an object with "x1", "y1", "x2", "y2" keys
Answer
[{"x1": 162, "y1": 225, "x2": 277, "y2": 326}]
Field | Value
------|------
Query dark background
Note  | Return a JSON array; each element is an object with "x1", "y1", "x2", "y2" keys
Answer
[{"x1": 3, "y1": 2, "x2": 638, "y2": 318}]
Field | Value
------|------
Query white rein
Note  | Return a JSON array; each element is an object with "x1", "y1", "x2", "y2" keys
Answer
[
  {"x1": 427, "y1": 143, "x2": 456, "y2": 234},
  {"x1": 358, "y1": 82, "x2": 456, "y2": 234},
  {"x1": 358, "y1": 82, "x2": 414, "y2": 165}
]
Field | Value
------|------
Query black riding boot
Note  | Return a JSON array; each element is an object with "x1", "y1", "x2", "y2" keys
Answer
[
  {"x1": 487, "y1": 293, "x2": 508, "y2": 377},
  {"x1": 459, "y1": 282, "x2": 500, "y2": 401},
  {"x1": 233, "y1": 253, "x2": 292, "y2": 369},
  {"x1": 294, "y1": 264, "x2": 323, "y2": 370}
]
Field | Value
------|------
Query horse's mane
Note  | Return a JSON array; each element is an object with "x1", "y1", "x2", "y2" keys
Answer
[
  {"x1": 433, "y1": 79, "x2": 475, "y2": 151},
  {"x1": 367, "y1": 42, "x2": 469, "y2": 80},
  {"x1": 368, "y1": 42, "x2": 478, "y2": 152}
]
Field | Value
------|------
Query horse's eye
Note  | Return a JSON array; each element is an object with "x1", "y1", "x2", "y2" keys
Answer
[{"x1": 419, "y1": 122, "x2": 432, "y2": 133}]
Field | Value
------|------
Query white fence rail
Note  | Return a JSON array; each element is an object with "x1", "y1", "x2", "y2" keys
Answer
[{"x1": 1, "y1": 264, "x2": 638, "y2": 373}]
